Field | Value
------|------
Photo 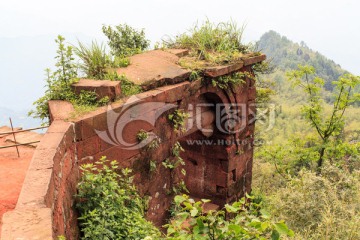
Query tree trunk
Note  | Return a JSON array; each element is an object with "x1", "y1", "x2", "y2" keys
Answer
[{"x1": 317, "y1": 146, "x2": 326, "y2": 174}]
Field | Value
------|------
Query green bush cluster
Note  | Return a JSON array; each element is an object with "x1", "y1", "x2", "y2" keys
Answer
[
  {"x1": 29, "y1": 36, "x2": 109, "y2": 123},
  {"x1": 76, "y1": 156, "x2": 161, "y2": 239},
  {"x1": 102, "y1": 24, "x2": 149, "y2": 58},
  {"x1": 103, "y1": 71, "x2": 142, "y2": 96},
  {"x1": 75, "y1": 23, "x2": 149, "y2": 80},
  {"x1": 165, "y1": 194, "x2": 293, "y2": 240},
  {"x1": 30, "y1": 24, "x2": 150, "y2": 122}
]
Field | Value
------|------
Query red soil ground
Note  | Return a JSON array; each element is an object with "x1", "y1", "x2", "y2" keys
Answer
[{"x1": 0, "y1": 137, "x2": 35, "y2": 234}]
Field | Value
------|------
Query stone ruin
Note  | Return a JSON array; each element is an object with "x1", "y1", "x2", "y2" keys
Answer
[{"x1": 1, "y1": 49, "x2": 265, "y2": 239}]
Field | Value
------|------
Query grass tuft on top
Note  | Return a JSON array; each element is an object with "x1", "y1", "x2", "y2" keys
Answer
[
  {"x1": 164, "y1": 19, "x2": 251, "y2": 65},
  {"x1": 74, "y1": 41, "x2": 112, "y2": 79}
]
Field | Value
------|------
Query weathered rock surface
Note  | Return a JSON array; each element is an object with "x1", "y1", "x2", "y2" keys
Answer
[
  {"x1": 72, "y1": 79, "x2": 121, "y2": 101},
  {"x1": 48, "y1": 100, "x2": 75, "y2": 122},
  {"x1": 1, "y1": 208, "x2": 53, "y2": 240},
  {"x1": 116, "y1": 50, "x2": 191, "y2": 90}
]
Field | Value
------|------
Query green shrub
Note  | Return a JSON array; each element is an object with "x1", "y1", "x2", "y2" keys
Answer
[
  {"x1": 137, "y1": 129, "x2": 149, "y2": 142},
  {"x1": 164, "y1": 194, "x2": 294, "y2": 239},
  {"x1": 103, "y1": 71, "x2": 142, "y2": 96},
  {"x1": 102, "y1": 24, "x2": 150, "y2": 58},
  {"x1": 29, "y1": 36, "x2": 78, "y2": 123},
  {"x1": 162, "y1": 142, "x2": 185, "y2": 170},
  {"x1": 113, "y1": 56, "x2": 131, "y2": 68},
  {"x1": 29, "y1": 36, "x2": 113, "y2": 123},
  {"x1": 76, "y1": 156, "x2": 161, "y2": 239}
]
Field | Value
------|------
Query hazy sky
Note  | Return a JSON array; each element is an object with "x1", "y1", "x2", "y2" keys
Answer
[
  {"x1": 1, "y1": 0, "x2": 359, "y2": 71},
  {"x1": 0, "y1": 0, "x2": 359, "y2": 113}
]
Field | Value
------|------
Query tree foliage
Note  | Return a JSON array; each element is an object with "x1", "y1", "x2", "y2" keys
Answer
[
  {"x1": 102, "y1": 24, "x2": 149, "y2": 58},
  {"x1": 287, "y1": 65, "x2": 360, "y2": 171}
]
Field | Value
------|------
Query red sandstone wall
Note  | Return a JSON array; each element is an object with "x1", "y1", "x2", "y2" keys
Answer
[
  {"x1": 71, "y1": 66, "x2": 256, "y2": 226},
  {"x1": 1, "y1": 62, "x2": 258, "y2": 239},
  {"x1": 1, "y1": 121, "x2": 79, "y2": 239}
]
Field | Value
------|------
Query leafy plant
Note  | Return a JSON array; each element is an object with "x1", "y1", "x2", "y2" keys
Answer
[
  {"x1": 171, "y1": 180, "x2": 189, "y2": 195},
  {"x1": 287, "y1": 65, "x2": 360, "y2": 172},
  {"x1": 149, "y1": 160, "x2": 157, "y2": 173},
  {"x1": 113, "y1": 56, "x2": 131, "y2": 68},
  {"x1": 162, "y1": 142, "x2": 185, "y2": 170},
  {"x1": 137, "y1": 129, "x2": 149, "y2": 142},
  {"x1": 148, "y1": 137, "x2": 161, "y2": 150},
  {"x1": 163, "y1": 142, "x2": 187, "y2": 196},
  {"x1": 168, "y1": 109, "x2": 190, "y2": 132},
  {"x1": 29, "y1": 36, "x2": 114, "y2": 123},
  {"x1": 212, "y1": 72, "x2": 247, "y2": 90},
  {"x1": 189, "y1": 70, "x2": 201, "y2": 81},
  {"x1": 76, "y1": 90, "x2": 98, "y2": 106},
  {"x1": 97, "y1": 96, "x2": 111, "y2": 106},
  {"x1": 103, "y1": 71, "x2": 142, "y2": 96},
  {"x1": 76, "y1": 156, "x2": 161, "y2": 239},
  {"x1": 29, "y1": 35, "x2": 78, "y2": 122},
  {"x1": 164, "y1": 194, "x2": 294, "y2": 240},
  {"x1": 102, "y1": 23, "x2": 150, "y2": 58}
]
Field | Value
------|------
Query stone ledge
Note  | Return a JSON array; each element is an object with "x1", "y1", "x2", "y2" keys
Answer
[
  {"x1": 16, "y1": 121, "x2": 73, "y2": 209},
  {"x1": 116, "y1": 50, "x2": 191, "y2": 90},
  {"x1": 72, "y1": 79, "x2": 121, "y2": 101},
  {"x1": 204, "y1": 62, "x2": 244, "y2": 78},
  {"x1": 1, "y1": 208, "x2": 53, "y2": 240},
  {"x1": 241, "y1": 54, "x2": 266, "y2": 66},
  {"x1": 48, "y1": 100, "x2": 75, "y2": 122},
  {"x1": 165, "y1": 49, "x2": 189, "y2": 57}
]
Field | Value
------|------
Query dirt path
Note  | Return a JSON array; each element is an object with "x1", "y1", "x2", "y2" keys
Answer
[{"x1": 0, "y1": 136, "x2": 36, "y2": 234}]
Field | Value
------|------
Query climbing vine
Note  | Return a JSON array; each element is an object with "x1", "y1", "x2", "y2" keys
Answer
[{"x1": 168, "y1": 109, "x2": 190, "y2": 132}]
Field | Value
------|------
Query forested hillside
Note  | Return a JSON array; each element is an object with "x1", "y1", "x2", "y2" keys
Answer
[
  {"x1": 255, "y1": 30, "x2": 360, "y2": 143},
  {"x1": 257, "y1": 30, "x2": 346, "y2": 91},
  {"x1": 253, "y1": 31, "x2": 360, "y2": 239}
]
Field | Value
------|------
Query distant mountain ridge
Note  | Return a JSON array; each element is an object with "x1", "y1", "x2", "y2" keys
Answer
[{"x1": 257, "y1": 30, "x2": 347, "y2": 91}]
